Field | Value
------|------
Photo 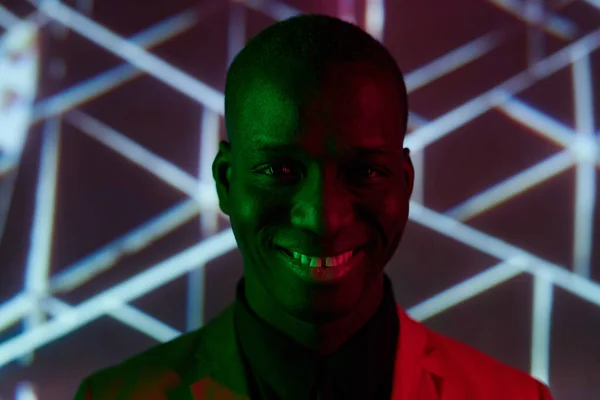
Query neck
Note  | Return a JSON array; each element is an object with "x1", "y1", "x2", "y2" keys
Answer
[{"x1": 244, "y1": 273, "x2": 384, "y2": 355}]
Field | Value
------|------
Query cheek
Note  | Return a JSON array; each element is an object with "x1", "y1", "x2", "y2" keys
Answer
[
  {"x1": 230, "y1": 183, "x2": 282, "y2": 228},
  {"x1": 374, "y1": 189, "x2": 410, "y2": 236},
  {"x1": 382, "y1": 195, "x2": 406, "y2": 218},
  {"x1": 370, "y1": 186, "x2": 408, "y2": 219}
]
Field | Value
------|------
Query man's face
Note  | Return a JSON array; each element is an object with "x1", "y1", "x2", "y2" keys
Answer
[{"x1": 215, "y1": 62, "x2": 414, "y2": 321}]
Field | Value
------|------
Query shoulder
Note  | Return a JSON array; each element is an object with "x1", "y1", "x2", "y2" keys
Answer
[
  {"x1": 423, "y1": 325, "x2": 552, "y2": 398},
  {"x1": 75, "y1": 304, "x2": 236, "y2": 399},
  {"x1": 73, "y1": 328, "x2": 200, "y2": 399}
]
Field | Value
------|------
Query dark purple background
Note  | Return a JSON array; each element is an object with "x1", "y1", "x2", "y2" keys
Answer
[{"x1": 0, "y1": 0, "x2": 599, "y2": 399}]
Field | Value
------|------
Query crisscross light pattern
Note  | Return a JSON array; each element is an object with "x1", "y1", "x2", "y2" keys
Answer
[{"x1": 0, "y1": 0, "x2": 598, "y2": 399}]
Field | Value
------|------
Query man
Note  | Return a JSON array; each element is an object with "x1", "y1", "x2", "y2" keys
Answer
[{"x1": 74, "y1": 14, "x2": 554, "y2": 400}]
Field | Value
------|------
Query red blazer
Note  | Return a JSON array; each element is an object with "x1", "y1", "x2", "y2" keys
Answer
[{"x1": 74, "y1": 303, "x2": 553, "y2": 399}]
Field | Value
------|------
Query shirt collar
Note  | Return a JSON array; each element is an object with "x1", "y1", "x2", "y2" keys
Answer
[{"x1": 234, "y1": 274, "x2": 399, "y2": 400}]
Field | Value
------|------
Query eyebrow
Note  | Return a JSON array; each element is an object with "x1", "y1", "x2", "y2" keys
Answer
[{"x1": 252, "y1": 144, "x2": 395, "y2": 157}]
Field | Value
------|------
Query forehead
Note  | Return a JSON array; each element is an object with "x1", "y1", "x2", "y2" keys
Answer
[{"x1": 235, "y1": 62, "x2": 405, "y2": 156}]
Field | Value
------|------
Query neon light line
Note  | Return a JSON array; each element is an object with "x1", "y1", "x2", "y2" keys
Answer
[
  {"x1": 489, "y1": 0, "x2": 578, "y2": 39},
  {"x1": 498, "y1": 95, "x2": 576, "y2": 148},
  {"x1": 65, "y1": 111, "x2": 209, "y2": 204},
  {"x1": 573, "y1": 161, "x2": 596, "y2": 277},
  {"x1": 573, "y1": 50, "x2": 595, "y2": 136},
  {"x1": 445, "y1": 151, "x2": 575, "y2": 222},
  {"x1": 0, "y1": 5, "x2": 20, "y2": 29},
  {"x1": 21, "y1": 117, "x2": 61, "y2": 364},
  {"x1": 43, "y1": 297, "x2": 180, "y2": 342},
  {"x1": 30, "y1": 0, "x2": 224, "y2": 113},
  {"x1": 530, "y1": 273, "x2": 553, "y2": 384},
  {"x1": 32, "y1": 8, "x2": 199, "y2": 123},
  {"x1": 405, "y1": 27, "x2": 600, "y2": 153},
  {"x1": 364, "y1": 0, "x2": 385, "y2": 42},
  {"x1": 49, "y1": 199, "x2": 201, "y2": 293},
  {"x1": 404, "y1": 30, "x2": 506, "y2": 93},
  {"x1": 571, "y1": 50, "x2": 597, "y2": 278},
  {"x1": 407, "y1": 257, "x2": 527, "y2": 321},
  {"x1": 410, "y1": 202, "x2": 600, "y2": 308},
  {"x1": 0, "y1": 228, "x2": 237, "y2": 368},
  {"x1": 243, "y1": 0, "x2": 302, "y2": 22}
]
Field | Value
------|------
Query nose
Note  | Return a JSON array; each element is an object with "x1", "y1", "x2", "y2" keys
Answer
[{"x1": 289, "y1": 169, "x2": 354, "y2": 236}]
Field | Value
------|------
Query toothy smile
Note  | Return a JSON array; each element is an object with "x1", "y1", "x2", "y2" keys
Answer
[{"x1": 277, "y1": 247, "x2": 355, "y2": 268}]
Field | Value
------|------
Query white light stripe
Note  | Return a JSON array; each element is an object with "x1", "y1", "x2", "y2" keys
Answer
[
  {"x1": 123, "y1": 6, "x2": 198, "y2": 48},
  {"x1": 405, "y1": 27, "x2": 600, "y2": 153},
  {"x1": 407, "y1": 111, "x2": 429, "y2": 130},
  {"x1": 0, "y1": 228, "x2": 237, "y2": 368},
  {"x1": 525, "y1": 0, "x2": 545, "y2": 67},
  {"x1": 338, "y1": 0, "x2": 356, "y2": 24},
  {"x1": 364, "y1": 0, "x2": 385, "y2": 42},
  {"x1": 407, "y1": 258, "x2": 527, "y2": 321},
  {"x1": 586, "y1": 0, "x2": 600, "y2": 8},
  {"x1": 0, "y1": 202, "x2": 201, "y2": 333},
  {"x1": 227, "y1": 0, "x2": 246, "y2": 69},
  {"x1": 32, "y1": 64, "x2": 137, "y2": 123},
  {"x1": 0, "y1": 294, "x2": 35, "y2": 333},
  {"x1": 15, "y1": 381, "x2": 37, "y2": 400},
  {"x1": 543, "y1": 13, "x2": 577, "y2": 39},
  {"x1": 572, "y1": 161, "x2": 596, "y2": 277},
  {"x1": 186, "y1": 108, "x2": 222, "y2": 332},
  {"x1": 31, "y1": 8, "x2": 199, "y2": 123},
  {"x1": 498, "y1": 95, "x2": 576, "y2": 148},
  {"x1": 488, "y1": 0, "x2": 577, "y2": 39},
  {"x1": 31, "y1": 0, "x2": 224, "y2": 113},
  {"x1": 25, "y1": 118, "x2": 59, "y2": 297},
  {"x1": 407, "y1": 112, "x2": 426, "y2": 204},
  {"x1": 551, "y1": 265, "x2": 600, "y2": 307},
  {"x1": 572, "y1": 49, "x2": 594, "y2": 136},
  {"x1": 244, "y1": 0, "x2": 303, "y2": 21},
  {"x1": 405, "y1": 30, "x2": 506, "y2": 93},
  {"x1": 65, "y1": 111, "x2": 207, "y2": 203},
  {"x1": 21, "y1": 118, "x2": 60, "y2": 363},
  {"x1": 101, "y1": 302, "x2": 181, "y2": 342},
  {"x1": 445, "y1": 151, "x2": 575, "y2": 222},
  {"x1": 50, "y1": 199, "x2": 201, "y2": 293},
  {"x1": 120, "y1": 8, "x2": 199, "y2": 50},
  {"x1": 0, "y1": 5, "x2": 21, "y2": 29},
  {"x1": 530, "y1": 273, "x2": 553, "y2": 385},
  {"x1": 0, "y1": 158, "x2": 17, "y2": 176},
  {"x1": 43, "y1": 297, "x2": 180, "y2": 342},
  {"x1": 199, "y1": 109, "x2": 221, "y2": 231},
  {"x1": 410, "y1": 202, "x2": 600, "y2": 308}
]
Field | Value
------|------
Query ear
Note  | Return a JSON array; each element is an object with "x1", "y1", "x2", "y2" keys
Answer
[{"x1": 212, "y1": 140, "x2": 232, "y2": 215}]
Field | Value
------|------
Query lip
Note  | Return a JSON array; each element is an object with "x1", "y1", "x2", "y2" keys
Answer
[
  {"x1": 275, "y1": 245, "x2": 362, "y2": 258},
  {"x1": 274, "y1": 245, "x2": 365, "y2": 285}
]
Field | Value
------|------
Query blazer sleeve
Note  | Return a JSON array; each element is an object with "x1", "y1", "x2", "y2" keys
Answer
[
  {"x1": 73, "y1": 377, "x2": 93, "y2": 400},
  {"x1": 537, "y1": 381, "x2": 554, "y2": 400}
]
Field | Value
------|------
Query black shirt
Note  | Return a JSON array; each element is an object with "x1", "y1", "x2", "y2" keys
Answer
[{"x1": 233, "y1": 274, "x2": 400, "y2": 400}]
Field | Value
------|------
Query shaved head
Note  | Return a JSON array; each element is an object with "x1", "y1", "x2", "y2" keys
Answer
[{"x1": 224, "y1": 13, "x2": 409, "y2": 150}]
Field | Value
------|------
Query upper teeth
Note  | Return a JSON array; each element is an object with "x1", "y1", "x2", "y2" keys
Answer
[{"x1": 289, "y1": 250, "x2": 353, "y2": 267}]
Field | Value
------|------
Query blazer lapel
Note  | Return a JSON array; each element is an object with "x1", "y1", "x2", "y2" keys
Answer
[
  {"x1": 392, "y1": 304, "x2": 466, "y2": 400},
  {"x1": 165, "y1": 304, "x2": 251, "y2": 400}
]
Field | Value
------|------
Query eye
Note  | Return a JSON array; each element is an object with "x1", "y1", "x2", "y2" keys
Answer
[
  {"x1": 347, "y1": 165, "x2": 387, "y2": 182},
  {"x1": 257, "y1": 163, "x2": 299, "y2": 181}
]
